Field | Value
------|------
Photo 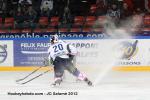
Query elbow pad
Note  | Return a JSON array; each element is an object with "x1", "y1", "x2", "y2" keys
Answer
[{"x1": 68, "y1": 54, "x2": 75, "y2": 61}]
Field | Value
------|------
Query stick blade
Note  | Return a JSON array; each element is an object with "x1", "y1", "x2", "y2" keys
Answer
[{"x1": 16, "y1": 79, "x2": 24, "y2": 82}]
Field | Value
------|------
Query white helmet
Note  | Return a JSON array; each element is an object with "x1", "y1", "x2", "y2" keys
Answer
[{"x1": 50, "y1": 34, "x2": 59, "y2": 44}]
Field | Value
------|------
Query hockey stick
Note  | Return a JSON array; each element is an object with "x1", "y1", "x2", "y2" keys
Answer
[
  {"x1": 16, "y1": 58, "x2": 51, "y2": 82},
  {"x1": 16, "y1": 66, "x2": 43, "y2": 82},
  {"x1": 17, "y1": 69, "x2": 51, "y2": 85}
]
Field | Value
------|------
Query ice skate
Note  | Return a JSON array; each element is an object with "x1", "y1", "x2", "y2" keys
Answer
[
  {"x1": 51, "y1": 78, "x2": 62, "y2": 87},
  {"x1": 84, "y1": 78, "x2": 93, "y2": 86}
]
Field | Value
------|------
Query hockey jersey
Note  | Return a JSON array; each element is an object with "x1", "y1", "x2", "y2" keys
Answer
[{"x1": 47, "y1": 40, "x2": 77, "y2": 61}]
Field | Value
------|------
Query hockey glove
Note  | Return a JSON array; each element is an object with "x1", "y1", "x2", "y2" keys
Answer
[{"x1": 43, "y1": 58, "x2": 54, "y2": 67}]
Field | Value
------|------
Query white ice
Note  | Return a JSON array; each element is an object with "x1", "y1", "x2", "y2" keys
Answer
[{"x1": 1, "y1": 69, "x2": 150, "y2": 100}]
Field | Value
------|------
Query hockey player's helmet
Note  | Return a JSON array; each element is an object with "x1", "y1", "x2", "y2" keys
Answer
[{"x1": 50, "y1": 34, "x2": 59, "y2": 44}]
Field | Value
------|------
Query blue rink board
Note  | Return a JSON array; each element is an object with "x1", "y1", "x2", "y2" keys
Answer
[{"x1": 0, "y1": 36, "x2": 150, "y2": 40}]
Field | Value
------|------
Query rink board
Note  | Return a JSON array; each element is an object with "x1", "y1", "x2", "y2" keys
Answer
[{"x1": 0, "y1": 38, "x2": 150, "y2": 71}]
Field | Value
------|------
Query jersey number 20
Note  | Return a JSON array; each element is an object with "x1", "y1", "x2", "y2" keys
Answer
[{"x1": 53, "y1": 44, "x2": 63, "y2": 52}]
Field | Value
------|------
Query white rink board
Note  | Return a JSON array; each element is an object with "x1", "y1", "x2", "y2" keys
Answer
[
  {"x1": 0, "y1": 40, "x2": 13, "y2": 67},
  {"x1": 66, "y1": 39, "x2": 150, "y2": 67},
  {"x1": 0, "y1": 39, "x2": 150, "y2": 68}
]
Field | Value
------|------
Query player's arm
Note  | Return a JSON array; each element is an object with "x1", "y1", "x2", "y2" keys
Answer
[
  {"x1": 44, "y1": 47, "x2": 54, "y2": 66},
  {"x1": 67, "y1": 44, "x2": 77, "y2": 60},
  {"x1": 67, "y1": 44, "x2": 77, "y2": 55}
]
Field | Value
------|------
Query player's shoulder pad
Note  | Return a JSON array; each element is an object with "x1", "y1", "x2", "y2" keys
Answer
[
  {"x1": 59, "y1": 40, "x2": 65, "y2": 43},
  {"x1": 59, "y1": 40, "x2": 69, "y2": 44}
]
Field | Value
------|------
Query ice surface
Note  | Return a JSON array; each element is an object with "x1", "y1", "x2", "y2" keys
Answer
[{"x1": 1, "y1": 70, "x2": 150, "y2": 100}]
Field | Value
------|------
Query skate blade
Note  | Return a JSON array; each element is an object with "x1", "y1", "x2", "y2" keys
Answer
[{"x1": 51, "y1": 83, "x2": 60, "y2": 87}]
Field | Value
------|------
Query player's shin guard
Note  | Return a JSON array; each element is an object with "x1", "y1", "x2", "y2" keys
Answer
[
  {"x1": 73, "y1": 70, "x2": 93, "y2": 86},
  {"x1": 53, "y1": 71, "x2": 64, "y2": 86}
]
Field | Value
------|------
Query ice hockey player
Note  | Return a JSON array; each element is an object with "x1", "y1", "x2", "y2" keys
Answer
[{"x1": 47, "y1": 34, "x2": 93, "y2": 86}]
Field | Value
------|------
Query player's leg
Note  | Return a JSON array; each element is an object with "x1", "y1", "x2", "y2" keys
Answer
[
  {"x1": 65, "y1": 60, "x2": 93, "y2": 86},
  {"x1": 52, "y1": 57, "x2": 65, "y2": 86}
]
